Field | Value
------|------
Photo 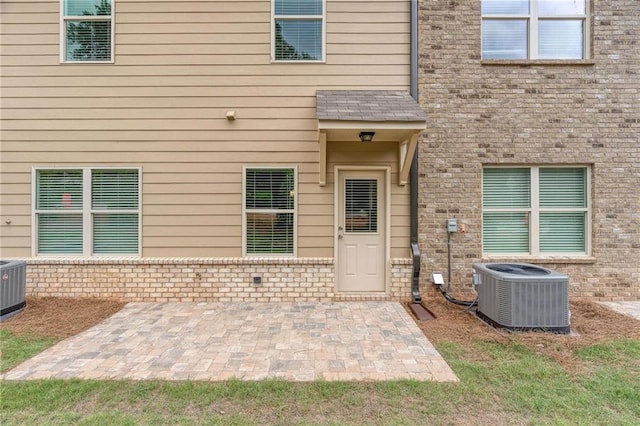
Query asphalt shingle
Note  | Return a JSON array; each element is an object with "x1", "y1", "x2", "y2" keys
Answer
[{"x1": 316, "y1": 90, "x2": 427, "y2": 122}]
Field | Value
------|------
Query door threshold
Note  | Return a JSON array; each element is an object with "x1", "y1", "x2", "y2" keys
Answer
[{"x1": 333, "y1": 294, "x2": 391, "y2": 302}]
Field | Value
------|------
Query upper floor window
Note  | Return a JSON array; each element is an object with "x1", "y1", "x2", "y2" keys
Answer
[
  {"x1": 481, "y1": 0, "x2": 588, "y2": 60},
  {"x1": 483, "y1": 166, "x2": 590, "y2": 256},
  {"x1": 272, "y1": 0, "x2": 325, "y2": 62},
  {"x1": 61, "y1": 0, "x2": 113, "y2": 62},
  {"x1": 244, "y1": 167, "x2": 296, "y2": 255},
  {"x1": 34, "y1": 168, "x2": 140, "y2": 256}
]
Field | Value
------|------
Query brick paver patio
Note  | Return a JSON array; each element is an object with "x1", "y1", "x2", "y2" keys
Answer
[{"x1": 2, "y1": 302, "x2": 458, "y2": 382}]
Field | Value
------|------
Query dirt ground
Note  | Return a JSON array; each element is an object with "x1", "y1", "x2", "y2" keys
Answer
[
  {"x1": 414, "y1": 296, "x2": 640, "y2": 371},
  {"x1": 0, "y1": 296, "x2": 125, "y2": 339},
  {"x1": 2, "y1": 295, "x2": 639, "y2": 372}
]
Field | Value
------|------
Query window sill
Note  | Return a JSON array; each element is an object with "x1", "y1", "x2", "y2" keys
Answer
[
  {"x1": 31, "y1": 255, "x2": 142, "y2": 263},
  {"x1": 60, "y1": 60, "x2": 115, "y2": 65},
  {"x1": 243, "y1": 254, "x2": 296, "y2": 258},
  {"x1": 270, "y1": 60, "x2": 325, "y2": 64},
  {"x1": 481, "y1": 59, "x2": 595, "y2": 66},
  {"x1": 481, "y1": 255, "x2": 596, "y2": 264}
]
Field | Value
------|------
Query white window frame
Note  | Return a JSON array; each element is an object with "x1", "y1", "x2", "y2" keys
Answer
[
  {"x1": 482, "y1": 165, "x2": 591, "y2": 257},
  {"x1": 481, "y1": 0, "x2": 590, "y2": 60},
  {"x1": 32, "y1": 167, "x2": 141, "y2": 257},
  {"x1": 271, "y1": 0, "x2": 326, "y2": 63},
  {"x1": 242, "y1": 166, "x2": 297, "y2": 257},
  {"x1": 60, "y1": 0, "x2": 115, "y2": 63}
]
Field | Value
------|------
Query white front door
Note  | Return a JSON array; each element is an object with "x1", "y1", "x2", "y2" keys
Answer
[{"x1": 337, "y1": 170, "x2": 386, "y2": 293}]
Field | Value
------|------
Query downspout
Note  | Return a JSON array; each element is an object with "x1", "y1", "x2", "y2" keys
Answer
[{"x1": 410, "y1": 0, "x2": 421, "y2": 303}]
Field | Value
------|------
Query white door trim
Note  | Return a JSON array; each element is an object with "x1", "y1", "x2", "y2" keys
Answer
[{"x1": 334, "y1": 166, "x2": 391, "y2": 294}]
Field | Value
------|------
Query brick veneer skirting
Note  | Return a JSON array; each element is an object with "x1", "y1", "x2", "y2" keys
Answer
[{"x1": 23, "y1": 258, "x2": 415, "y2": 302}]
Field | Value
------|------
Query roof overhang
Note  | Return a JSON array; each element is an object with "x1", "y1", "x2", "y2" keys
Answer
[
  {"x1": 318, "y1": 120, "x2": 426, "y2": 143},
  {"x1": 316, "y1": 90, "x2": 427, "y2": 186}
]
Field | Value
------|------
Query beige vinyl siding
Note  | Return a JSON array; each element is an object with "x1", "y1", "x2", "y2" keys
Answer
[{"x1": 1, "y1": 0, "x2": 411, "y2": 258}]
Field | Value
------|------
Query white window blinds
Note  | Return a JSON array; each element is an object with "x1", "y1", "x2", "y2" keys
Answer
[
  {"x1": 34, "y1": 168, "x2": 140, "y2": 256},
  {"x1": 481, "y1": 0, "x2": 587, "y2": 60},
  {"x1": 539, "y1": 168, "x2": 587, "y2": 252},
  {"x1": 36, "y1": 170, "x2": 83, "y2": 210},
  {"x1": 91, "y1": 170, "x2": 139, "y2": 254},
  {"x1": 482, "y1": 168, "x2": 530, "y2": 209},
  {"x1": 245, "y1": 168, "x2": 295, "y2": 255},
  {"x1": 538, "y1": 20, "x2": 584, "y2": 59},
  {"x1": 36, "y1": 170, "x2": 83, "y2": 254},
  {"x1": 345, "y1": 179, "x2": 378, "y2": 233},
  {"x1": 482, "y1": 166, "x2": 589, "y2": 255},
  {"x1": 273, "y1": 0, "x2": 323, "y2": 61},
  {"x1": 62, "y1": 0, "x2": 113, "y2": 62},
  {"x1": 482, "y1": 168, "x2": 530, "y2": 253}
]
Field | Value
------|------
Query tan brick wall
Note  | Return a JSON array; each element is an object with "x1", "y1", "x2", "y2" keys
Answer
[
  {"x1": 24, "y1": 258, "x2": 414, "y2": 302},
  {"x1": 417, "y1": 0, "x2": 640, "y2": 301},
  {"x1": 390, "y1": 259, "x2": 414, "y2": 300}
]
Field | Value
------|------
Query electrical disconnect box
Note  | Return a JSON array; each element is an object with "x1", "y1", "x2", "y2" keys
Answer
[{"x1": 447, "y1": 219, "x2": 458, "y2": 233}]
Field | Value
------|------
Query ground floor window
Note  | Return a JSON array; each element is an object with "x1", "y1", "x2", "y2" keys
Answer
[
  {"x1": 482, "y1": 166, "x2": 589, "y2": 255},
  {"x1": 243, "y1": 167, "x2": 296, "y2": 255},
  {"x1": 34, "y1": 168, "x2": 140, "y2": 256}
]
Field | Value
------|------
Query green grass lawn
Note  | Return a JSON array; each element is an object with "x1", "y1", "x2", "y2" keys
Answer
[
  {"x1": 1, "y1": 327, "x2": 639, "y2": 425},
  {"x1": 0, "y1": 329, "x2": 57, "y2": 373}
]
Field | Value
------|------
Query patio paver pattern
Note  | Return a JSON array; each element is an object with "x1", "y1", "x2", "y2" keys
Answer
[{"x1": 3, "y1": 301, "x2": 458, "y2": 382}]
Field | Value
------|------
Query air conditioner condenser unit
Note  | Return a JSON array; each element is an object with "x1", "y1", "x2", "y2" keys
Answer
[{"x1": 473, "y1": 263, "x2": 570, "y2": 334}]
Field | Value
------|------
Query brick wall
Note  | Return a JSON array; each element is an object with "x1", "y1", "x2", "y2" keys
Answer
[
  {"x1": 417, "y1": 0, "x2": 640, "y2": 300},
  {"x1": 24, "y1": 258, "x2": 414, "y2": 302}
]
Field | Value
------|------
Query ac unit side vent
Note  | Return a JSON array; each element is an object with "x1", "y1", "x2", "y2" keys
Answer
[{"x1": 1, "y1": 260, "x2": 27, "y2": 320}]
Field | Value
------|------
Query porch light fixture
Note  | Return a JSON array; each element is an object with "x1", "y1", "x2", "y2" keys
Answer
[{"x1": 358, "y1": 131, "x2": 375, "y2": 143}]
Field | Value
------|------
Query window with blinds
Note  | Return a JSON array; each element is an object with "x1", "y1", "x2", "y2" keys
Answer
[
  {"x1": 273, "y1": 0, "x2": 324, "y2": 61},
  {"x1": 481, "y1": 0, "x2": 587, "y2": 60},
  {"x1": 482, "y1": 166, "x2": 588, "y2": 255},
  {"x1": 344, "y1": 179, "x2": 378, "y2": 233},
  {"x1": 244, "y1": 168, "x2": 296, "y2": 255},
  {"x1": 482, "y1": 168, "x2": 530, "y2": 253},
  {"x1": 34, "y1": 168, "x2": 140, "y2": 256},
  {"x1": 62, "y1": 0, "x2": 113, "y2": 62},
  {"x1": 539, "y1": 167, "x2": 587, "y2": 252},
  {"x1": 91, "y1": 170, "x2": 139, "y2": 254},
  {"x1": 36, "y1": 170, "x2": 83, "y2": 254}
]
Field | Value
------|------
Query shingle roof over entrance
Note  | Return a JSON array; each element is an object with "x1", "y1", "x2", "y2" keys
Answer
[{"x1": 316, "y1": 90, "x2": 426, "y2": 122}]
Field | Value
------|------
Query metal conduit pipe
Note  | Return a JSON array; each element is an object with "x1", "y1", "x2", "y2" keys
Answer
[{"x1": 409, "y1": 0, "x2": 421, "y2": 304}]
